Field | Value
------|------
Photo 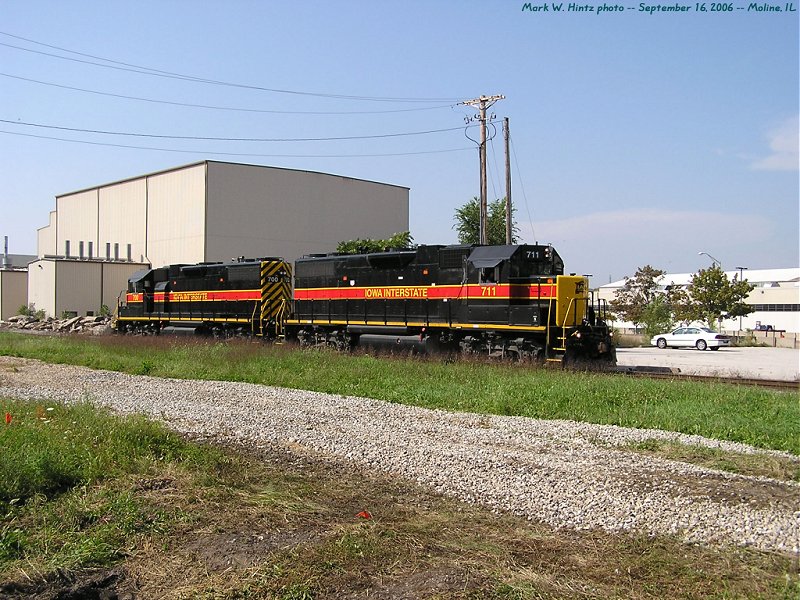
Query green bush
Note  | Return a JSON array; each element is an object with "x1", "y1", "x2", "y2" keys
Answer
[
  {"x1": 16, "y1": 304, "x2": 45, "y2": 321},
  {"x1": 731, "y1": 331, "x2": 768, "y2": 348}
]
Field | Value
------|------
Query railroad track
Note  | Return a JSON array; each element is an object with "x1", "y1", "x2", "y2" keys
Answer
[{"x1": 614, "y1": 366, "x2": 799, "y2": 392}]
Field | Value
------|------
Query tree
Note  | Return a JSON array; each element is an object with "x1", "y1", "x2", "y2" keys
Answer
[
  {"x1": 639, "y1": 295, "x2": 674, "y2": 338},
  {"x1": 673, "y1": 265, "x2": 754, "y2": 329},
  {"x1": 609, "y1": 265, "x2": 666, "y2": 330},
  {"x1": 453, "y1": 197, "x2": 518, "y2": 245},
  {"x1": 336, "y1": 231, "x2": 414, "y2": 254}
]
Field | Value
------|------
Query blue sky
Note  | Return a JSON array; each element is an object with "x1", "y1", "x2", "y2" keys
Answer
[{"x1": 1, "y1": 0, "x2": 797, "y2": 284}]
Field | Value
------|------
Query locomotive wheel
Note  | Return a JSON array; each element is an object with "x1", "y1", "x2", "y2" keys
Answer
[
  {"x1": 561, "y1": 347, "x2": 578, "y2": 369},
  {"x1": 518, "y1": 345, "x2": 545, "y2": 363}
]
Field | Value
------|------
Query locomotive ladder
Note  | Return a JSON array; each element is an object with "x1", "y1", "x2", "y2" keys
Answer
[{"x1": 545, "y1": 296, "x2": 579, "y2": 362}]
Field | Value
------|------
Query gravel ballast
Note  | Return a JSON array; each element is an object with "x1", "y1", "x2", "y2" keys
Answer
[{"x1": 1, "y1": 356, "x2": 797, "y2": 555}]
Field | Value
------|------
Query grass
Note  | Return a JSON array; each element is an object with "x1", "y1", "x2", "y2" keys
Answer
[
  {"x1": 0, "y1": 331, "x2": 798, "y2": 455},
  {"x1": 0, "y1": 397, "x2": 796, "y2": 598},
  {"x1": 0, "y1": 399, "x2": 229, "y2": 576}
]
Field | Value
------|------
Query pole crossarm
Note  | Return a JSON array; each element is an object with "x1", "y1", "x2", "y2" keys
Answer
[{"x1": 460, "y1": 94, "x2": 506, "y2": 109}]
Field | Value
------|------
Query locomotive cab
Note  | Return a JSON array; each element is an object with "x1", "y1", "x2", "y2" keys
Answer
[{"x1": 123, "y1": 267, "x2": 168, "y2": 317}]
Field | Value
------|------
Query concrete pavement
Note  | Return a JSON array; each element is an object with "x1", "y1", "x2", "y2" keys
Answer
[{"x1": 615, "y1": 347, "x2": 800, "y2": 381}]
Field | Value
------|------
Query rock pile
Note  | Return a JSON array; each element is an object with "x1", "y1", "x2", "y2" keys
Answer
[{"x1": 0, "y1": 314, "x2": 112, "y2": 335}]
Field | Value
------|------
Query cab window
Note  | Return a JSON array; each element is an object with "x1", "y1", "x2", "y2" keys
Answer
[{"x1": 480, "y1": 267, "x2": 499, "y2": 284}]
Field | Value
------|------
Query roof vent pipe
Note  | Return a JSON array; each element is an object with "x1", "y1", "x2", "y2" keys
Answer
[{"x1": 2, "y1": 236, "x2": 8, "y2": 269}]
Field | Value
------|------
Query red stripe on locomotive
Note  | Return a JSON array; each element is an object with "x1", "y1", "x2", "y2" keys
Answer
[{"x1": 293, "y1": 284, "x2": 557, "y2": 301}]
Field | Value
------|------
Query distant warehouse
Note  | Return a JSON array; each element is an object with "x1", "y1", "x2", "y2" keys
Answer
[
  {"x1": 26, "y1": 160, "x2": 409, "y2": 318},
  {"x1": 597, "y1": 268, "x2": 800, "y2": 334}
]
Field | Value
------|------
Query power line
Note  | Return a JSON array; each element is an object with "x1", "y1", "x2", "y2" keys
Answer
[
  {"x1": 488, "y1": 128, "x2": 503, "y2": 201},
  {"x1": 0, "y1": 32, "x2": 463, "y2": 103},
  {"x1": 0, "y1": 118, "x2": 476, "y2": 142},
  {"x1": 0, "y1": 129, "x2": 474, "y2": 158},
  {"x1": 0, "y1": 72, "x2": 456, "y2": 115},
  {"x1": 509, "y1": 136, "x2": 536, "y2": 243}
]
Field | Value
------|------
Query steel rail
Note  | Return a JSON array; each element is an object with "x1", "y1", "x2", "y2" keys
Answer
[{"x1": 612, "y1": 366, "x2": 799, "y2": 392}]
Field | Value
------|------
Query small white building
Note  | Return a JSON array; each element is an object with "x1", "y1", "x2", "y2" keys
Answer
[
  {"x1": 27, "y1": 258, "x2": 148, "y2": 319},
  {"x1": 598, "y1": 268, "x2": 800, "y2": 333}
]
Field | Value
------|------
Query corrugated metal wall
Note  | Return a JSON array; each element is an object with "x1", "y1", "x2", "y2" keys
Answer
[
  {"x1": 102, "y1": 263, "x2": 143, "y2": 310},
  {"x1": 146, "y1": 164, "x2": 206, "y2": 268},
  {"x1": 56, "y1": 190, "x2": 98, "y2": 258},
  {"x1": 99, "y1": 179, "x2": 147, "y2": 263},
  {"x1": 56, "y1": 261, "x2": 102, "y2": 316},
  {"x1": 37, "y1": 211, "x2": 57, "y2": 257},
  {"x1": 205, "y1": 162, "x2": 409, "y2": 264},
  {"x1": 27, "y1": 259, "x2": 56, "y2": 317},
  {"x1": 0, "y1": 271, "x2": 28, "y2": 320}
]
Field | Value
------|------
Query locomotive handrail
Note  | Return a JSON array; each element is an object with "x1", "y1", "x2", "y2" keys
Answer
[
  {"x1": 251, "y1": 302, "x2": 259, "y2": 336},
  {"x1": 545, "y1": 296, "x2": 554, "y2": 358},
  {"x1": 112, "y1": 291, "x2": 124, "y2": 328},
  {"x1": 563, "y1": 297, "x2": 578, "y2": 328},
  {"x1": 276, "y1": 297, "x2": 289, "y2": 336},
  {"x1": 554, "y1": 296, "x2": 579, "y2": 356}
]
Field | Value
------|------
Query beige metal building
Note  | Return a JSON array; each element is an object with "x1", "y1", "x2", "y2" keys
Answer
[
  {"x1": 36, "y1": 160, "x2": 409, "y2": 268},
  {"x1": 30, "y1": 160, "x2": 409, "y2": 318},
  {"x1": 0, "y1": 243, "x2": 36, "y2": 320},
  {"x1": 0, "y1": 269, "x2": 28, "y2": 320}
]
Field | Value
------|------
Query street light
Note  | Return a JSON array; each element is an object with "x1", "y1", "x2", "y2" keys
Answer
[
  {"x1": 698, "y1": 251, "x2": 721, "y2": 268},
  {"x1": 735, "y1": 266, "x2": 748, "y2": 331}
]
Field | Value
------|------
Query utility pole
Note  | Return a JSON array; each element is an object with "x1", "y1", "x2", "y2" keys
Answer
[
  {"x1": 735, "y1": 266, "x2": 748, "y2": 331},
  {"x1": 503, "y1": 117, "x2": 512, "y2": 245},
  {"x1": 462, "y1": 94, "x2": 504, "y2": 245}
]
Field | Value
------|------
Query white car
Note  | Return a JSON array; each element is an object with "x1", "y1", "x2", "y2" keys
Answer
[{"x1": 650, "y1": 327, "x2": 731, "y2": 351}]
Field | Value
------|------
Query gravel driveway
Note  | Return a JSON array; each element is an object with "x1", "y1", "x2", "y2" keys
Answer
[{"x1": 1, "y1": 356, "x2": 797, "y2": 555}]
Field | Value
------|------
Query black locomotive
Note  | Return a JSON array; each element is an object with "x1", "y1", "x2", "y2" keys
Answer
[
  {"x1": 115, "y1": 257, "x2": 292, "y2": 337},
  {"x1": 115, "y1": 244, "x2": 615, "y2": 364}
]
